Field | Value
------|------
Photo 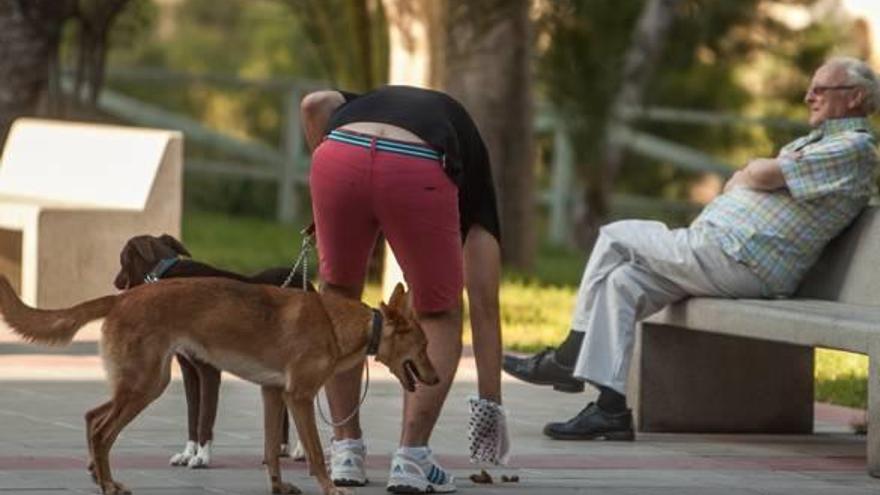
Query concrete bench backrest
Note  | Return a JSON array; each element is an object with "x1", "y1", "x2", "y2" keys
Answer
[
  {"x1": 796, "y1": 206, "x2": 880, "y2": 305},
  {"x1": 0, "y1": 118, "x2": 177, "y2": 210}
]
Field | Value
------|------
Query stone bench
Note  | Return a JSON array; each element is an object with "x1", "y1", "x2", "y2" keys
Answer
[
  {"x1": 635, "y1": 206, "x2": 880, "y2": 476},
  {"x1": 0, "y1": 118, "x2": 182, "y2": 310}
]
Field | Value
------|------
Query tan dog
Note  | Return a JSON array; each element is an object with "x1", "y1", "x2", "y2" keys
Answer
[
  {"x1": 0, "y1": 276, "x2": 438, "y2": 495},
  {"x1": 114, "y1": 234, "x2": 311, "y2": 467}
]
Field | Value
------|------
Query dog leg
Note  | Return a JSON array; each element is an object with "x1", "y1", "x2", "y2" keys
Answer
[
  {"x1": 188, "y1": 359, "x2": 220, "y2": 469},
  {"x1": 262, "y1": 387, "x2": 301, "y2": 495},
  {"x1": 286, "y1": 392, "x2": 350, "y2": 495},
  {"x1": 173, "y1": 353, "x2": 200, "y2": 467},
  {"x1": 91, "y1": 355, "x2": 172, "y2": 494},
  {"x1": 85, "y1": 401, "x2": 113, "y2": 484},
  {"x1": 91, "y1": 393, "x2": 158, "y2": 495}
]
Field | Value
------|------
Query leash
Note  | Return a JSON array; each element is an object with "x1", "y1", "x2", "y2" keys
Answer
[
  {"x1": 285, "y1": 222, "x2": 372, "y2": 428},
  {"x1": 315, "y1": 310, "x2": 382, "y2": 427},
  {"x1": 281, "y1": 223, "x2": 315, "y2": 290},
  {"x1": 316, "y1": 360, "x2": 371, "y2": 428}
]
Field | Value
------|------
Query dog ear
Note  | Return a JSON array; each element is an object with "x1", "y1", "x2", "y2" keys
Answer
[
  {"x1": 388, "y1": 282, "x2": 406, "y2": 309},
  {"x1": 132, "y1": 237, "x2": 156, "y2": 263},
  {"x1": 113, "y1": 269, "x2": 129, "y2": 290},
  {"x1": 159, "y1": 234, "x2": 191, "y2": 257}
]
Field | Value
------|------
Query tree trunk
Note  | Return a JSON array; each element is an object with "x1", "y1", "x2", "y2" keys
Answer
[
  {"x1": 444, "y1": 0, "x2": 535, "y2": 270},
  {"x1": 381, "y1": 0, "x2": 445, "y2": 87},
  {"x1": 379, "y1": 0, "x2": 536, "y2": 296},
  {"x1": 379, "y1": 0, "x2": 445, "y2": 299},
  {"x1": 0, "y1": 0, "x2": 51, "y2": 144},
  {"x1": 579, "y1": 0, "x2": 683, "y2": 248}
]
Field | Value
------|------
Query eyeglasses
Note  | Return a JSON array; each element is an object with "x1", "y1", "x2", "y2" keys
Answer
[{"x1": 806, "y1": 85, "x2": 857, "y2": 97}]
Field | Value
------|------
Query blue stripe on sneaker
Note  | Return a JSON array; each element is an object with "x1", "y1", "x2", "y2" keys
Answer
[{"x1": 427, "y1": 464, "x2": 447, "y2": 485}]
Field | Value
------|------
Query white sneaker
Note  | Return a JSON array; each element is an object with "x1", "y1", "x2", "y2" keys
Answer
[
  {"x1": 329, "y1": 438, "x2": 367, "y2": 486},
  {"x1": 387, "y1": 448, "x2": 456, "y2": 493}
]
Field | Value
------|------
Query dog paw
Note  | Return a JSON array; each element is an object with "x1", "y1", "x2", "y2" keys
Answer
[
  {"x1": 187, "y1": 453, "x2": 209, "y2": 469},
  {"x1": 291, "y1": 440, "x2": 307, "y2": 462},
  {"x1": 170, "y1": 440, "x2": 197, "y2": 466},
  {"x1": 271, "y1": 480, "x2": 302, "y2": 494},
  {"x1": 101, "y1": 480, "x2": 131, "y2": 495},
  {"x1": 169, "y1": 451, "x2": 193, "y2": 466},
  {"x1": 86, "y1": 461, "x2": 98, "y2": 483},
  {"x1": 187, "y1": 442, "x2": 211, "y2": 469}
]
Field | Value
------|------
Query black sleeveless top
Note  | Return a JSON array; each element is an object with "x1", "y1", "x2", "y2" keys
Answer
[{"x1": 326, "y1": 85, "x2": 500, "y2": 242}]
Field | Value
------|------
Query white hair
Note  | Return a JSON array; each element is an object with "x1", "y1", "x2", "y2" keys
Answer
[{"x1": 826, "y1": 56, "x2": 880, "y2": 114}]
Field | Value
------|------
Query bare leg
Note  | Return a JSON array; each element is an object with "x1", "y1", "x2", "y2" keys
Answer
[
  {"x1": 400, "y1": 306, "x2": 463, "y2": 446},
  {"x1": 321, "y1": 282, "x2": 365, "y2": 441},
  {"x1": 464, "y1": 225, "x2": 503, "y2": 403}
]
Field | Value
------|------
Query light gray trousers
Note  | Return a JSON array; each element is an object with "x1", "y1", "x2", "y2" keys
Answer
[{"x1": 570, "y1": 220, "x2": 768, "y2": 393}]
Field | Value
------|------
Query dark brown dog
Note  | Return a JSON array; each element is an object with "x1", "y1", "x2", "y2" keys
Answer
[
  {"x1": 1, "y1": 276, "x2": 438, "y2": 495},
  {"x1": 113, "y1": 234, "x2": 312, "y2": 467}
]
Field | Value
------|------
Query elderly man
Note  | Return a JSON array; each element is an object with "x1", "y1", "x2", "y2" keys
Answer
[{"x1": 504, "y1": 57, "x2": 880, "y2": 440}]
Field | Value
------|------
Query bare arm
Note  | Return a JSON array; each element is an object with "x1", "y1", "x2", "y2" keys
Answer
[
  {"x1": 723, "y1": 158, "x2": 786, "y2": 193},
  {"x1": 300, "y1": 90, "x2": 346, "y2": 151},
  {"x1": 463, "y1": 225, "x2": 503, "y2": 404}
]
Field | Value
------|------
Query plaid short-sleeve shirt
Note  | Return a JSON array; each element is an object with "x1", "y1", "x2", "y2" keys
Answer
[{"x1": 692, "y1": 117, "x2": 878, "y2": 296}]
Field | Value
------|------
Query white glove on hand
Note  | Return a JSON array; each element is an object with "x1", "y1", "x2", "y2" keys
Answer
[{"x1": 467, "y1": 396, "x2": 510, "y2": 465}]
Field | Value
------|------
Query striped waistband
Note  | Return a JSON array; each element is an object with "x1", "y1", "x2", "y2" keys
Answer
[{"x1": 327, "y1": 129, "x2": 442, "y2": 161}]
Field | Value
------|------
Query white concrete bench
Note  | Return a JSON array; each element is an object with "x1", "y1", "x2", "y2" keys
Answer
[
  {"x1": 0, "y1": 118, "x2": 182, "y2": 310},
  {"x1": 635, "y1": 206, "x2": 880, "y2": 476}
]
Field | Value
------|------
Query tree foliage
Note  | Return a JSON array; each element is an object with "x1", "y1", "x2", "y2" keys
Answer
[
  {"x1": 537, "y1": 0, "x2": 839, "y2": 236},
  {"x1": 280, "y1": 0, "x2": 388, "y2": 91},
  {"x1": 0, "y1": 0, "x2": 137, "y2": 141}
]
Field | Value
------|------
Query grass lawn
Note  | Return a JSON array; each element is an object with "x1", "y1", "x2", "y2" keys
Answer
[{"x1": 183, "y1": 210, "x2": 868, "y2": 410}]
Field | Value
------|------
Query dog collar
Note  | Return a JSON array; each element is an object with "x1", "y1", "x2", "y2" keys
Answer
[
  {"x1": 367, "y1": 309, "x2": 383, "y2": 356},
  {"x1": 144, "y1": 257, "x2": 180, "y2": 284}
]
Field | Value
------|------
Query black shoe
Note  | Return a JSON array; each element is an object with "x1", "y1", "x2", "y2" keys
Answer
[
  {"x1": 543, "y1": 402, "x2": 635, "y2": 441},
  {"x1": 502, "y1": 348, "x2": 585, "y2": 393}
]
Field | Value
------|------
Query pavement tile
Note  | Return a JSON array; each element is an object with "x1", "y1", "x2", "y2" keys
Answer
[{"x1": 0, "y1": 355, "x2": 878, "y2": 495}]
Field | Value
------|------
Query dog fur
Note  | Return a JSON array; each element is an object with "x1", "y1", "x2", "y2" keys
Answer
[
  {"x1": 0, "y1": 276, "x2": 438, "y2": 495},
  {"x1": 114, "y1": 234, "x2": 312, "y2": 467}
]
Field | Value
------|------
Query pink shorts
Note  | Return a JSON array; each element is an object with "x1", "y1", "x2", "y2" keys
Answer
[{"x1": 309, "y1": 130, "x2": 463, "y2": 313}]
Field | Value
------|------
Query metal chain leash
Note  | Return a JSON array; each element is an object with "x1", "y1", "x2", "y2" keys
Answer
[
  {"x1": 282, "y1": 223, "x2": 371, "y2": 428},
  {"x1": 316, "y1": 360, "x2": 371, "y2": 428},
  {"x1": 281, "y1": 225, "x2": 314, "y2": 291}
]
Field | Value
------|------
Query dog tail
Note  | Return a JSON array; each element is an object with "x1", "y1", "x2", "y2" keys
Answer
[{"x1": 0, "y1": 276, "x2": 117, "y2": 346}]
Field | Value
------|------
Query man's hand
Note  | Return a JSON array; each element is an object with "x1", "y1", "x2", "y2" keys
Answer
[{"x1": 722, "y1": 170, "x2": 747, "y2": 193}]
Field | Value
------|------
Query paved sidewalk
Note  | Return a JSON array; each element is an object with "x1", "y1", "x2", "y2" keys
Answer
[{"x1": 0, "y1": 347, "x2": 875, "y2": 495}]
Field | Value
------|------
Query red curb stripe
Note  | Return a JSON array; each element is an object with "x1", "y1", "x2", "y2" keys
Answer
[{"x1": 0, "y1": 454, "x2": 864, "y2": 472}]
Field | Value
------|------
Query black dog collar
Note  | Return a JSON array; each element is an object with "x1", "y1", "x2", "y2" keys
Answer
[
  {"x1": 144, "y1": 257, "x2": 180, "y2": 284},
  {"x1": 367, "y1": 309, "x2": 383, "y2": 356}
]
